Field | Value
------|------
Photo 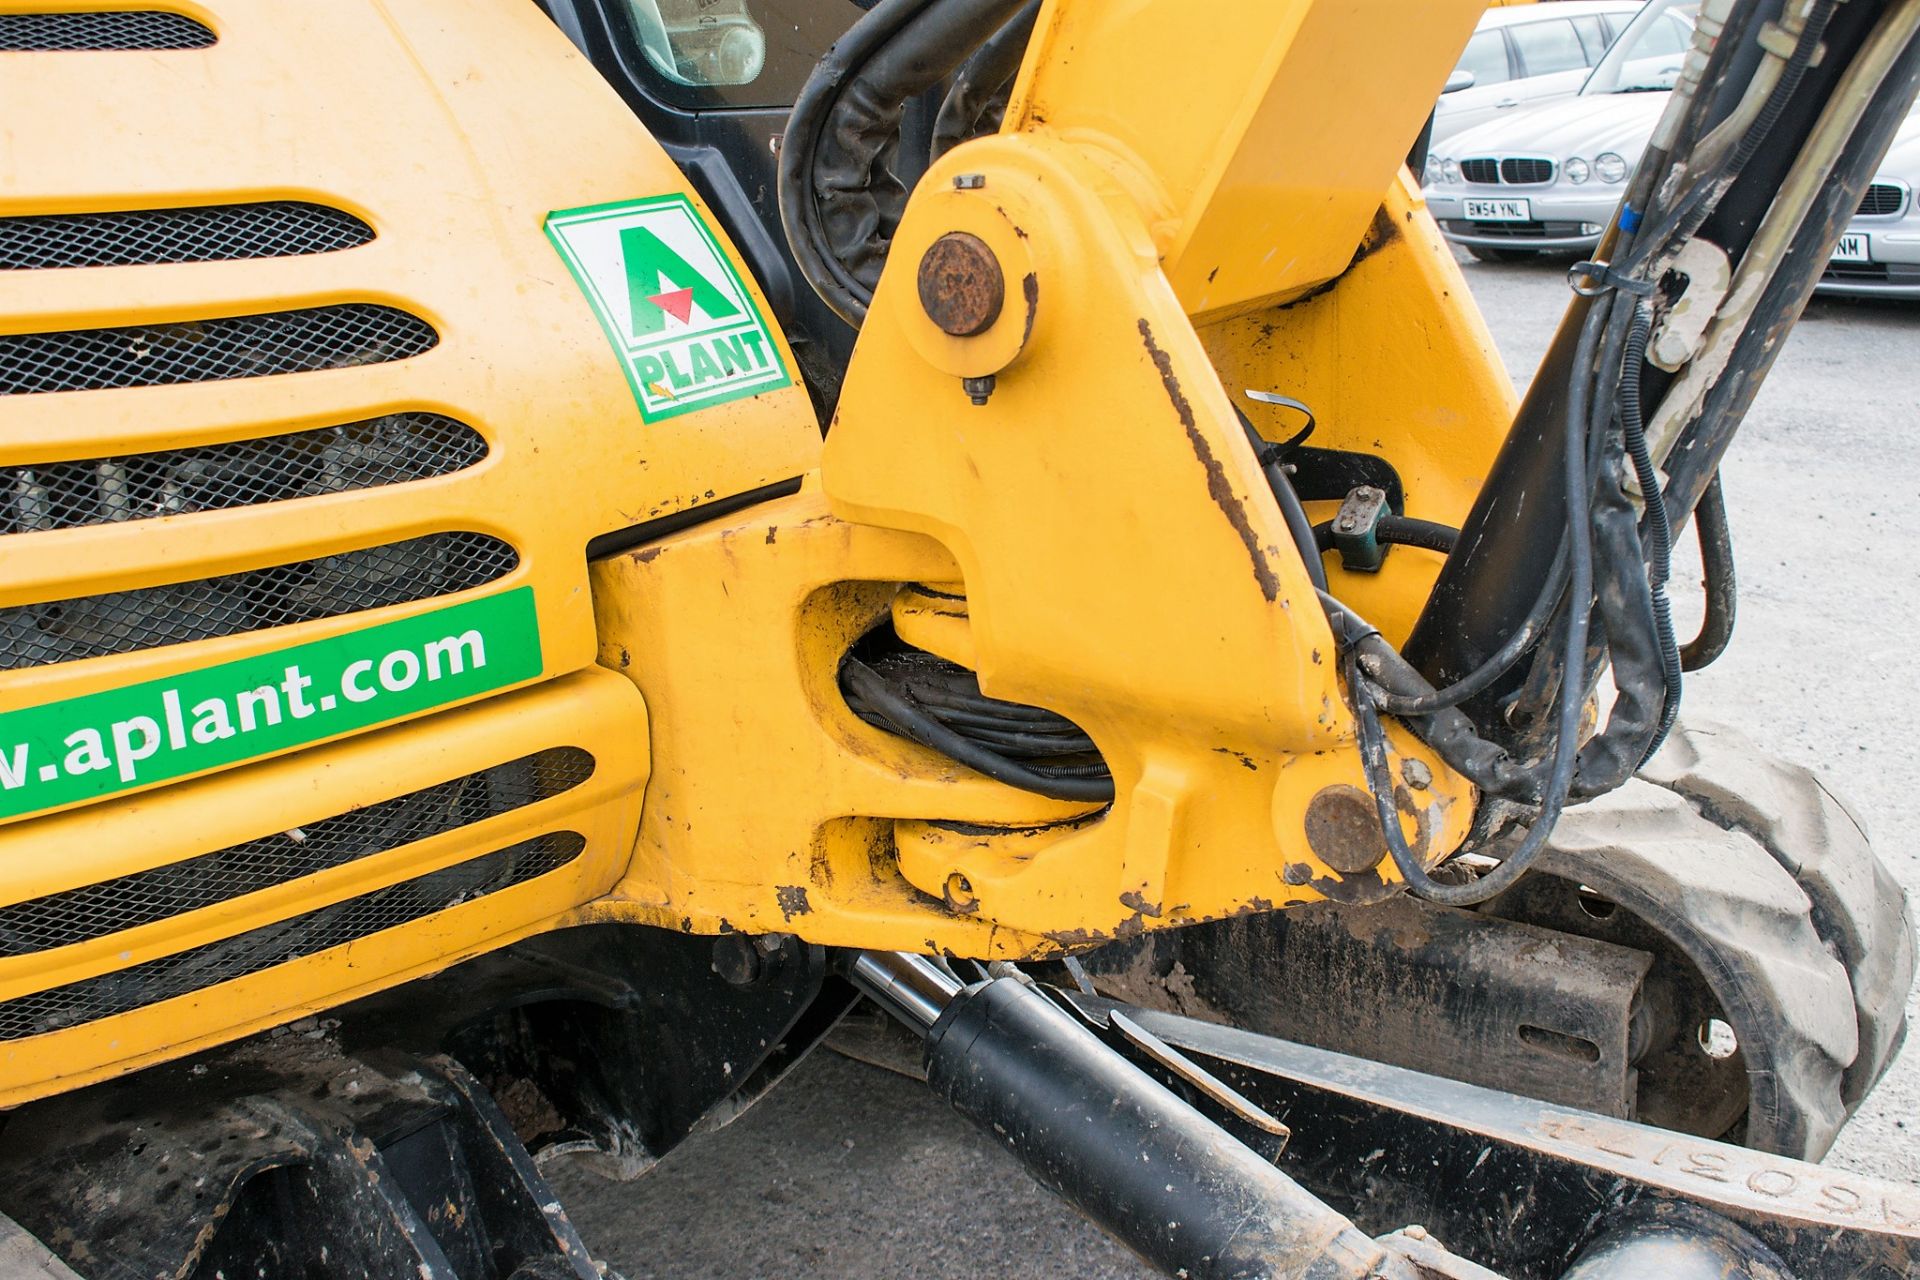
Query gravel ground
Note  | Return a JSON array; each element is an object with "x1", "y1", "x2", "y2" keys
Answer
[{"x1": 548, "y1": 253, "x2": 1920, "y2": 1278}]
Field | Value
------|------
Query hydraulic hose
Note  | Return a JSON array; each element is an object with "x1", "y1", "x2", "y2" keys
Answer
[
  {"x1": 1681, "y1": 473, "x2": 1737, "y2": 671},
  {"x1": 1310, "y1": 514, "x2": 1459, "y2": 558},
  {"x1": 779, "y1": 0, "x2": 1032, "y2": 326},
  {"x1": 1618, "y1": 303, "x2": 1683, "y2": 759},
  {"x1": 929, "y1": 0, "x2": 1040, "y2": 162},
  {"x1": 841, "y1": 657, "x2": 1115, "y2": 803}
]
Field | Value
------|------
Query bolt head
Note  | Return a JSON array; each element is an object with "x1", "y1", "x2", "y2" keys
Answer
[
  {"x1": 918, "y1": 232, "x2": 1006, "y2": 337},
  {"x1": 711, "y1": 935, "x2": 763, "y2": 986}
]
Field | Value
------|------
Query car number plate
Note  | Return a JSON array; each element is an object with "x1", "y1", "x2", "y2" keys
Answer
[
  {"x1": 1831, "y1": 232, "x2": 1871, "y2": 263},
  {"x1": 1463, "y1": 197, "x2": 1531, "y2": 222}
]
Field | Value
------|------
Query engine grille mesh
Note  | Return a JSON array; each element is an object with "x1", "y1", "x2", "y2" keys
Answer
[
  {"x1": 1857, "y1": 183, "x2": 1906, "y2": 217},
  {"x1": 0, "y1": 531, "x2": 518, "y2": 670},
  {"x1": 0, "y1": 11, "x2": 215, "y2": 51},
  {"x1": 0, "y1": 832, "x2": 585, "y2": 1041},
  {"x1": 0, "y1": 749, "x2": 593, "y2": 957},
  {"x1": 0, "y1": 203, "x2": 373, "y2": 271},
  {"x1": 0, "y1": 305, "x2": 437, "y2": 396},
  {"x1": 0, "y1": 414, "x2": 487, "y2": 535}
]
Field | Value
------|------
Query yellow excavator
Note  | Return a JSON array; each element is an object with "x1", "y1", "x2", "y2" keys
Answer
[{"x1": 0, "y1": 0, "x2": 1914, "y2": 1276}]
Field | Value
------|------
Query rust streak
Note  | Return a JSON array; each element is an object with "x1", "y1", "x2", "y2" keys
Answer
[{"x1": 1137, "y1": 319, "x2": 1280, "y2": 601}]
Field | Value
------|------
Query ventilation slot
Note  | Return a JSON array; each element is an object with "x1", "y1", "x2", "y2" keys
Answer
[
  {"x1": 0, "y1": 749, "x2": 593, "y2": 956},
  {"x1": 0, "y1": 10, "x2": 214, "y2": 50},
  {"x1": 0, "y1": 832, "x2": 585, "y2": 1041},
  {"x1": 0, "y1": 305, "x2": 437, "y2": 396},
  {"x1": 0, "y1": 531, "x2": 518, "y2": 670},
  {"x1": 0, "y1": 203, "x2": 373, "y2": 271},
  {"x1": 0, "y1": 413, "x2": 487, "y2": 535}
]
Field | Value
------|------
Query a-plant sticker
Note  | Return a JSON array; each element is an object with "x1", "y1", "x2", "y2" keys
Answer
[{"x1": 545, "y1": 194, "x2": 791, "y2": 422}]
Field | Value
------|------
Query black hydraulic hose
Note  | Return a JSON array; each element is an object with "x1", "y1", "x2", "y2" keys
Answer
[
  {"x1": 1240, "y1": 414, "x2": 1328, "y2": 592},
  {"x1": 841, "y1": 658, "x2": 1114, "y2": 803},
  {"x1": 1310, "y1": 515, "x2": 1459, "y2": 557},
  {"x1": 778, "y1": 0, "x2": 935, "y2": 326},
  {"x1": 1682, "y1": 472, "x2": 1737, "y2": 671},
  {"x1": 1348, "y1": 296, "x2": 1604, "y2": 907},
  {"x1": 1363, "y1": 544, "x2": 1569, "y2": 717},
  {"x1": 1617, "y1": 303, "x2": 1683, "y2": 760},
  {"x1": 779, "y1": 0, "x2": 1031, "y2": 326},
  {"x1": 930, "y1": 0, "x2": 1040, "y2": 162}
]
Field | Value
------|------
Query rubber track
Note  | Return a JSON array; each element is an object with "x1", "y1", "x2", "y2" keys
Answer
[
  {"x1": 1537, "y1": 777, "x2": 1860, "y2": 1159},
  {"x1": 1641, "y1": 720, "x2": 1916, "y2": 1111}
]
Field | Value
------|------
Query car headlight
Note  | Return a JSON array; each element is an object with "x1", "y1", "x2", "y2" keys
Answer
[
  {"x1": 1425, "y1": 155, "x2": 1446, "y2": 187},
  {"x1": 1564, "y1": 157, "x2": 1591, "y2": 185},
  {"x1": 1595, "y1": 152, "x2": 1629, "y2": 184},
  {"x1": 1442, "y1": 159, "x2": 1461, "y2": 185}
]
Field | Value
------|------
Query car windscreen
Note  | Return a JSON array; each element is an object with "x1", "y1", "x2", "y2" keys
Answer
[{"x1": 1581, "y1": 0, "x2": 1699, "y2": 95}]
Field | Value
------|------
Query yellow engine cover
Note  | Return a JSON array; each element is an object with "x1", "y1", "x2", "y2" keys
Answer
[{"x1": 0, "y1": 0, "x2": 817, "y2": 1104}]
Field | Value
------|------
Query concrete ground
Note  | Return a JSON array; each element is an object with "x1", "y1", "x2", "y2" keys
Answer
[{"x1": 546, "y1": 255, "x2": 1920, "y2": 1278}]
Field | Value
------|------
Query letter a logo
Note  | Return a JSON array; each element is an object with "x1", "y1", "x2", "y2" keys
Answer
[
  {"x1": 545, "y1": 194, "x2": 791, "y2": 423},
  {"x1": 621, "y1": 225, "x2": 742, "y2": 337}
]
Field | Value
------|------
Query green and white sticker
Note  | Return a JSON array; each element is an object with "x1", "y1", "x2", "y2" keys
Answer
[
  {"x1": 545, "y1": 194, "x2": 792, "y2": 422},
  {"x1": 0, "y1": 587, "x2": 542, "y2": 822}
]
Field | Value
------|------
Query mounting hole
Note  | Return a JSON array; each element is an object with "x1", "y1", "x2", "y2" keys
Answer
[
  {"x1": 1518, "y1": 1024, "x2": 1602, "y2": 1064},
  {"x1": 1699, "y1": 1018, "x2": 1739, "y2": 1059},
  {"x1": 1576, "y1": 885, "x2": 1617, "y2": 920},
  {"x1": 943, "y1": 872, "x2": 978, "y2": 913}
]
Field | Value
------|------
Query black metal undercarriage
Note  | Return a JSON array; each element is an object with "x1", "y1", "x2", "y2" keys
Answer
[{"x1": 0, "y1": 884, "x2": 1912, "y2": 1280}]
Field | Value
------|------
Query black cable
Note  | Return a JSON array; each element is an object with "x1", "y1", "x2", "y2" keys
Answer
[
  {"x1": 1617, "y1": 303, "x2": 1682, "y2": 760},
  {"x1": 843, "y1": 658, "x2": 1114, "y2": 803},
  {"x1": 1239, "y1": 412, "x2": 1327, "y2": 592},
  {"x1": 1362, "y1": 544, "x2": 1569, "y2": 717},
  {"x1": 930, "y1": 0, "x2": 1040, "y2": 161},
  {"x1": 779, "y1": 0, "x2": 1032, "y2": 326},
  {"x1": 1310, "y1": 515, "x2": 1459, "y2": 557},
  {"x1": 1345, "y1": 296, "x2": 1602, "y2": 906},
  {"x1": 1682, "y1": 472, "x2": 1737, "y2": 671}
]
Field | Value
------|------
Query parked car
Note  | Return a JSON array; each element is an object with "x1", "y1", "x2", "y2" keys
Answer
[
  {"x1": 1433, "y1": 1, "x2": 1646, "y2": 144},
  {"x1": 1423, "y1": 0, "x2": 1695, "y2": 262},
  {"x1": 1425, "y1": 0, "x2": 1920, "y2": 299},
  {"x1": 1817, "y1": 114, "x2": 1920, "y2": 299}
]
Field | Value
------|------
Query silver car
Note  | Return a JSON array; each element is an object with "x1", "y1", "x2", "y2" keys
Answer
[
  {"x1": 1423, "y1": 0, "x2": 1693, "y2": 262},
  {"x1": 1424, "y1": 0, "x2": 1920, "y2": 300},
  {"x1": 1432, "y1": 1, "x2": 1645, "y2": 144},
  {"x1": 1818, "y1": 113, "x2": 1920, "y2": 299}
]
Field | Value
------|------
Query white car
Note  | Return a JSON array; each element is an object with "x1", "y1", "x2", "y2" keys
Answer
[
  {"x1": 1424, "y1": 0, "x2": 1696, "y2": 261},
  {"x1": 1425, "y1": 0, "x2": 1920, "y2": 299},
  {"x1": 1433, "y1": 1, "x2": 1647, "y2": 144},
  {"x1": 1819, "y1": 111, "x2": 1920, "y2": 300}
]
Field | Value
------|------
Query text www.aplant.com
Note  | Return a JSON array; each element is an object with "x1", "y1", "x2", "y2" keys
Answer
[{"x1": 0, "y1": 629, "x2": 487, "y2": 792}]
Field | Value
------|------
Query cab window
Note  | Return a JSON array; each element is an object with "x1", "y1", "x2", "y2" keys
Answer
[{"x1": 609, "y1": 0, "x2": 867, "y2": 109}]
